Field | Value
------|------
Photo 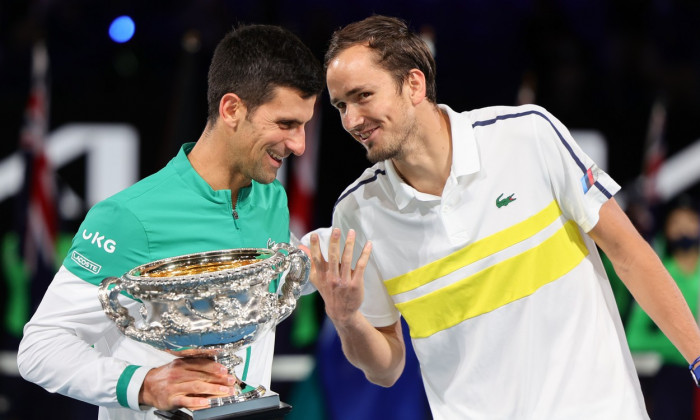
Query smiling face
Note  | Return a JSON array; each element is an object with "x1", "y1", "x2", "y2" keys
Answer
[
  {"x1": 232, "y1": 86, "x2": 317, "y2": 184},
  {"x1": 327, "y1": 44, "x2": 417, "y2": 163}
]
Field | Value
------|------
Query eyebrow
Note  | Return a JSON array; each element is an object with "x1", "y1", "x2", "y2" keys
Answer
[
  {"x1": 330, "y1": 86, "x2": 365, "y2": 107},
  {"x1": 276, "y1": 118, "x2": 304, "y2": 126}
]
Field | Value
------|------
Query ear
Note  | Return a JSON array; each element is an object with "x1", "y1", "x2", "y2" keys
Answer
[
  {"x1": 219, "y1": 93, "x2": 246, "y2": 128},
  {"x1": 405, "y1": 69, "x2": 427, "y2": 105}
]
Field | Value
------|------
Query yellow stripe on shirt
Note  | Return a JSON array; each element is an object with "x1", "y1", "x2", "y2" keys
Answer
[
  {"x1": 384, "y1": 200, "x2": 563, "y2": 295},
  {"x1": 395, "y1": 220, "x2": 588, "y2": 338}
]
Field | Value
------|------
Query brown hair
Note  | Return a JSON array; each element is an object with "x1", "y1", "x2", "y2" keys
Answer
[{"x1": 325, "y1": 15, "x2": 437, "y2": 103}]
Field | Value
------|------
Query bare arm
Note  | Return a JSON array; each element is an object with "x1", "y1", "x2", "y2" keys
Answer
[
  {"x1": 589, "y1": 198, "x2": 700, "y2": 363},
  {"x1": 310, "y1": 228, "x2": 406, "y2": 386}
]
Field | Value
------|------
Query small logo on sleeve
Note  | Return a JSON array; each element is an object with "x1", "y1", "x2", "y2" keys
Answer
[
  {"x1": 71, "y1": 251, "x2": 102, "y2": 274},
  {"x1": 496, "y1": 193, "x2": 517, "y2": 208},
  {"x1": 82, "y1": 230, "x2": 117, "y2": 253},
  {"x1": 581, "y1": 167, "x2": 596, "y2": 193}
]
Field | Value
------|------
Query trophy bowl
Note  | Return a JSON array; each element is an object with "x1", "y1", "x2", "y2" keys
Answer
[{"x1": 98, "y1": 241, "x2": 309, "y2": 408}]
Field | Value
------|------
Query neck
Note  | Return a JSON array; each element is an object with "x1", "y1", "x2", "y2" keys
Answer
[
  {"x1": 188, "y1": 126, "x2": 250, "y2": 201},
  {"x1": 392, "y1": 105, "x2": 452, "y2": 196}
]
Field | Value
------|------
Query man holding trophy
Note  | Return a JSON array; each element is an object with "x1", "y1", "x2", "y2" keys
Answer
[{"x1": 17, "y1": 24, "x2": 324, "y2": 420}]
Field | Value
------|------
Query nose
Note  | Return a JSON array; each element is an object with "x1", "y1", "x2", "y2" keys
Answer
[
  {"x1": 287, "y1": 126, "x2": 306, "y2": 156},
  {"x1": 342, "y1": 104, "x2": 364, "y2": 133}
]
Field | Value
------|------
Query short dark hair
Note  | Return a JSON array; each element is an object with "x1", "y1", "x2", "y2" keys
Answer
[
  {"x1": 325, "y1": 15, "x2": 437, "y2": 103},
  {"x1": 207, "y1": 24, "x2": 324, "y2": 122}
]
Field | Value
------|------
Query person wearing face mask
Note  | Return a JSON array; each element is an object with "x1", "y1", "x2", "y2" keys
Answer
[{"x1": 627, "y1": 195, "x2": 700, "y2": 419}]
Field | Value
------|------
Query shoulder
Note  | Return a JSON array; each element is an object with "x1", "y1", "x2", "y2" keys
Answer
[
  {"x1": 75, "y1": 162, "x2": 182, "y2": 249},
  {"x1": 467, "y1": 104, "x2": 554, "y2": 129},
  {"x1": 64, "y1": 195, "x2": 150, "y2": 283},
  {"x1": 333, "y1": 163, "x2": 389, "y2": 210},
  {"x1": 107, "y1": 163, "x2": 178, "y2": 205},
  {"x1": 82, "y1": 196, "x2": 142, "y2": 229},
  {"x1": 463, "y1": 104, "x2": 567, "y2": 151}
]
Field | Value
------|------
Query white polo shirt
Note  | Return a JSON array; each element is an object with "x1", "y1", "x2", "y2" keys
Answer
[{"x1": 330, "y1": 104, "x2": 648, "y2": 419}]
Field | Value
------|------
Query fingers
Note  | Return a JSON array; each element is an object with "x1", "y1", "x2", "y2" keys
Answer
[
  {"x1": 174, "y1": 395, "x2": 211, "y2": 411},
  {"x1": 171, "y1": 356, "x2": 230, "y2": 376},
  {"x1": 141, "y1": 358, "x2": 240, "y2": 410},
  {"x1": 339, "y1": 230, "x2": 356, "y2": 285},
  {"x1": 166, "y1": 348, "x2": 223, "y2": 358},
  {"x1": 170, "y1": 379, "x2": 236, "y2": 411},
  {"x1": 310, "y1": 228, "x2": 371, "y2": 290},
  {"x1": 327, "y1": 228, "x2": 342, "y2": 278},
  {"x1": 297, "y1": 243, "x2": 311, "y2": 257},
  {"x1": 309, "y1": 233, "x2": 325, "y2": 288},
  {"x1": 354, "y1": 240, "x2": 373, "y2": 279},
  {"x1": 309, "y1": 233, "x2": 321, "y2": 260}
]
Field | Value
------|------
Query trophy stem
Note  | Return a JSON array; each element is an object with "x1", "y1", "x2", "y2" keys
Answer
[
  {"x1": 213, "y1": 352, "x2": 242, "y2": 375},
  {"x1": 210, "y1": 351, "x2": 268, "y2": 405}
]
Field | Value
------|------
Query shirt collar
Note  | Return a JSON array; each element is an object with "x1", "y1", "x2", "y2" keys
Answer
[
  {"x1": 387, "y1": 104, "x2": 481, "y2": 210},
  {"x1": 440, "y1": 104, "x2": 481, "y2": 178}
]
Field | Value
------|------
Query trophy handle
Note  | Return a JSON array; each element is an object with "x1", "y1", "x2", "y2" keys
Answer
[
  {"x1": 272, "y1": 243, "x2": 310, "y2": 324},
  {"x1": 98, "y1": 276, "x2": 135, "y2": 330}
]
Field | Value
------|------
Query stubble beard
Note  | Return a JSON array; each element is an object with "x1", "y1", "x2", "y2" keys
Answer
[
  {"x1": 365, "y1": 115, "x2": 417, "y2": 164},
  {"x1": 250, "y1": 156, "x2": 279, "y2": 185}
]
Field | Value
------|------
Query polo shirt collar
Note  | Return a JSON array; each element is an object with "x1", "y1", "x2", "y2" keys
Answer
[
  {"x1": 440, "y1": 104, "x2": 481, "y2": 178},
  {"x1": 387, "y1": 104, "x2": 481, "y2": 210}
]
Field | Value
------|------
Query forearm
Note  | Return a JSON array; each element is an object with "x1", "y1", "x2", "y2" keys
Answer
[
  {"x1": 19, "y1": 321, "x2": 151, "y2": 409},
  {"x1": 614, "y1": 247, "x2": 700, "y2": 363},
  {"x1": 332, "y1": 313, "x2": 405, "y2": 387},
  {"x1": 591, "y1": 199, "x2": 700, "y2": 364},
  {"x1": 17, "y1": 267, "x2": 154, "y2": 410}
]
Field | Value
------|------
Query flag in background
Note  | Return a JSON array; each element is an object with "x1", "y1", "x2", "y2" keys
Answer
[
  {"x1": 287, "y1": 100, "x2": 323, "y2": 347},
  {"x1": 642, "y1": 98, "x2": 667, "y2": 205},
  {"x1": 12, "y1": 41, "x2": 58, "y2": 331},
  {"x1": 288, "y1": 100, "x2": 322, "y2": 240}
]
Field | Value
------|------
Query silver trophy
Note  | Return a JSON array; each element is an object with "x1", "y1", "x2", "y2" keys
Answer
[{"x1": 98, "y1": 241, "x2": 309, "y2": 419}]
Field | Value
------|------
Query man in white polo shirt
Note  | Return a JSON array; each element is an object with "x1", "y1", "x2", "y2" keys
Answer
[{"x1": 306, "y1": 15, "x2": 700, "y2": 419}]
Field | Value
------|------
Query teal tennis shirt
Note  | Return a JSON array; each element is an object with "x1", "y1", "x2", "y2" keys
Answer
[{"x1": 63, "y1": 142, "x2": 290, "y2": 285}]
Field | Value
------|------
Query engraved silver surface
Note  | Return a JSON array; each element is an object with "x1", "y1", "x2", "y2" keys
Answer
[{"x1": 98, "y1": 242, "x2": 309, "y2": 406}]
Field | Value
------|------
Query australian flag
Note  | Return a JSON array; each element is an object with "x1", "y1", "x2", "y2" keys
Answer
[{"x1": 15, "y1": 41, "x2": 58, "y2": 324}]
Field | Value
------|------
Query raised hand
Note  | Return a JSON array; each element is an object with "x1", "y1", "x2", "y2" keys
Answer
[
  {"x1": 139, "y1": 357, "x2": 238, "y2": 411},
  {"x1": 309, "y1": 228, "x2": 372, "y2": 325}
]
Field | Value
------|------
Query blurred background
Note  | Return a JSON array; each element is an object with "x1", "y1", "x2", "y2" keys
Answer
[{"x1": 2, "y1": 0, "x2": 700, "y2": 419}]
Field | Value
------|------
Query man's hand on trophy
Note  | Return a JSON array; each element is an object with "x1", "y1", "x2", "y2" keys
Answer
[
  {"x1": 139, "y1": 357, "x2": 239, "y2": 410},
  {"x1": 309, "y1": 228, "x2": 372, "y2": 325}
]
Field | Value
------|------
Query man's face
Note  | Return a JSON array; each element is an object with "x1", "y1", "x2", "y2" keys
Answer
[
  {"x1": 665, "y1": 208, "x2": 700, "y2": 242},
  {"x1": 326, "y1": 44, "x2": 415, "y2": 163},
  {"x1": 234, "y1": 86, "x2": 317, "y2": 184}
]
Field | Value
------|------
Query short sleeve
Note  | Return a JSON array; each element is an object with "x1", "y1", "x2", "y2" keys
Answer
[
  {"x1": 63, "y1": 199, "x2": 150, "y2": 285},
  {"x1": 532, "y1": 107, "x2": 621, "y2": 232}
]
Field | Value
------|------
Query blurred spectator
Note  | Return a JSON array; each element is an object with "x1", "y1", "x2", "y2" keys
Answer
[{"x1": 627, "y1": 195, "x2": 700, "y2": 419}]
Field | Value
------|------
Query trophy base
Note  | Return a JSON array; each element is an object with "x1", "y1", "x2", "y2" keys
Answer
[{"x1": 154, "y1": 392, "x2": 291, "y2": 420}]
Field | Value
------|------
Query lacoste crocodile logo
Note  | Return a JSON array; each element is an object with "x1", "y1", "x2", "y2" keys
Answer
[{"x1": 496, "y1": 193, "x2": 516, "y2": 208}]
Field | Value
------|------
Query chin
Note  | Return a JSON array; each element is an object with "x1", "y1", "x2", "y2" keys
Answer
[
  {"x1": 253, "y1": 172, "x2": 278, "y2": 185},
  {"x1": 367, "y1": 148, "x2": 399, "y2": 164}
]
